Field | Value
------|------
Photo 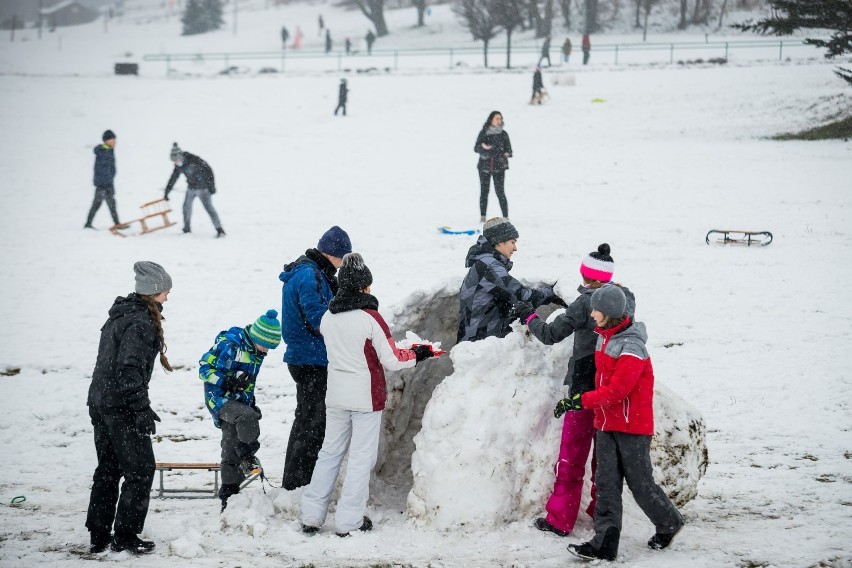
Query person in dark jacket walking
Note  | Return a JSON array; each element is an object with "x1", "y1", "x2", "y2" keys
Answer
[
  {"x1": 199, "y1": 310, "x2": 282, "y2": 511},
  {"x1": 562, "y1": 37, "x2": 573, "y2": 63},
  {"x1": 164, "y1": 143, "x2": 225, "y2": 238},
  {"x1": 281, "y1": 25, "x2": 289, "y2": 49},
  {"x1": 538, "y1": 36, "x2": 552, "y2": 67},
  {"x1": 474, "y1": 111, "x2": 513, "y2": 223},
  {"x1": 85, "y1": 261, "x2": 173, "y2": 555},
  {"x1": 512, "y1": 244, "x2": 635, "y2": 538},
  {"x1": 85, "y1": 130, "x2": 126, "y2": 229},
  {"x1": 582, "y1": 33, "x2": 591, "y2": 65},
  {"x1": 365, "y1": 30, "x2": 376, "y2": 54},
  {"x1": 334, "y1": 79, "x2": 348, "y2": 116},
  {"x1": 457, "y1": 218, "x2": 559, "y2": 342},
  {"x1": 278, "y1": 226, "x2": 352, "y2": 490},
  {"x1": 566, "y1": 285, "x2": 684, "y2": 561},
  {"x1": 531, "y1": 66, "x2": 545, "y2": 104},
  {"x1": 325, "y1": 29, "x2": 333, "y2": 53}
]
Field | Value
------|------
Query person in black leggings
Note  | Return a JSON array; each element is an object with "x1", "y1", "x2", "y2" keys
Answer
[{"x1": 474, "y1": 110, "x2": 513, "y2": 222}]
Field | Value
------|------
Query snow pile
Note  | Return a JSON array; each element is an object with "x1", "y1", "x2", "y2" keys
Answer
[
  {"x1": 407, "y1": 319, "x2": 708, "y2": 529},
  {"x1": 220, "y1": 490, "x2": 276, "y2": 537},
  {"x1": 168, "y1": 526, "x2": 205, "y2": 558}
]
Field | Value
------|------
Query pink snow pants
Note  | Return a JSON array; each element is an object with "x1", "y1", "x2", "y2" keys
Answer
[{"x1": 544, "y1": 408, "x2": 596, "y2": 534}]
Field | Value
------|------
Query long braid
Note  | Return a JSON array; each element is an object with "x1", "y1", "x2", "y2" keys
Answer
[{"x1": 141, "y1": 294, "x2": 173, "y2": 372}]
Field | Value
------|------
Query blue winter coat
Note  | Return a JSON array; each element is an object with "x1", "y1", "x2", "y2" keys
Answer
[
  {"x1": 199, "y1": 326, "x2": 266, "y2": 427},
  {"x1": 93, "y1": 144, "x2": 116, "y2": 187},
  {"x1": 279, "y1": 255, "x2": 335, "y2": 366}
]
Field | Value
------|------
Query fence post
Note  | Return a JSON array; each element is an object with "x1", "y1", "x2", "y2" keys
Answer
[
  {"x1": 224, "y1": 54, "x2": 229, "y2": 73},
  {"x1": 779, "y1": 40, "x2": 782, "y2": 60},
  {"x1": 449, "y1": 48, "x2": 453, "y2": 70},
  {"x1": 394, "y1": 50, "x2": 398, "y2": 70},
  {"x1": 281, "y1": 51, "x2": 285, "y2": 73},
  {"x1": 167, "y1": 55, "x2": 171, "y2": 75},
  {"x1": 725, "y1": 42, "x2": 728, "y2": 60},
  {"x1": 615, "y1": 45, "x2": 619, "y2": 65},
  {"x1": 670, "y1": 43, "x2": 674, "y2": 64}
]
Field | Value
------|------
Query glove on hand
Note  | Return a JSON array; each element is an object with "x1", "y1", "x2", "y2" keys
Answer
[
  {"x1": 510, "y1": 301, "x2": 536, "y2": 323},
  {"x1": 554, "y1": 393, "x2": 583, "y2": 418},
  {"x1": 411, "y1": 345, "x2": 434, "y2": 363},
  {"x1": 227, "y1": 372, "x2": 254, "y2": 392},
  {"x1": 136, "y1": 408, "x2": 161, "y2": 436}
]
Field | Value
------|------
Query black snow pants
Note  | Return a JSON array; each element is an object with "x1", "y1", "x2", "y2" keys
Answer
[
  {"x1": 282, "y1": 364, "x2": 328, "y2": 490},
  {"x1": 219, "y1": 400, "x2": 261, "y2": 486},
  {"x1": 85, "y1": 406, "x2": 155, "y2": 536},
  {"x1": 85, "y1": 185, "x2": 120, "y2": 226},
  {"x1": 479, "y1": 169, "x2": 508, "y2": 218},
  {"x1": 591, "y1": 430, "x2": 683, "y2": 549}
]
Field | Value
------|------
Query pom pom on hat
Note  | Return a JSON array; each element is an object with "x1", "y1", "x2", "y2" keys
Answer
[
  {"x1": 170, "y1": 142, "x2": 184, "y2": 162},
  {"x1": 580, "y1": 243, "x2": 614, "y2": 283},
  {"x1": 248, "y1": 309, "x2": 282, "y2": 350}
]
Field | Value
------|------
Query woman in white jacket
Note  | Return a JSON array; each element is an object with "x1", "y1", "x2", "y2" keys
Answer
[{"x1": 301, "y1": 253, "x2": 435, "y2": 536}]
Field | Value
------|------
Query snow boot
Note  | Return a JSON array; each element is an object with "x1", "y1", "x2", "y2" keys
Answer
[
  {"x1": 219, "y1": 483, "x2": 241, "y2": 512},
  {"x1": 83, "y1": 224, "x2": 94, "y2": 230},
  {"x1": 534, "y1": 517, "x2": 570, "y2": 537},
  {"x1": 215, "y1": 227, "x2": 226, "y2": 238},
  {"x1": 301, "y1": 524, "x2": 320, "y2": 535},
  {"x1": 336, "y1": 516, "x2": 373, "y2": 537},
  {"x1": 239, "y1": 454, "x2": 263, "y2": 477},
  {"x1": 182, "y1": 227, "x2": 191, "y2": 234},
  {"x1": 110, "y1": 532, "x2": 155, "y2": 554},
  {"x1": 568, "y1": 527, "x2": 619, "y2": 561},
  {"x1": 648, "y1": 521, "x2": 683, "y2": 550},
  {"x1": 89, "y1": 530, "x2": 111, "y2": 553}
]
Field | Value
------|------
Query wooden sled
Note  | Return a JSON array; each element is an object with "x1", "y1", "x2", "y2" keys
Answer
[
  {"x1": 705, "y1": 229, "x2": 773, "y2": 247},
  {"x1": 110, "y1": 198, "x2": 176, "y2": 237},
  {"x1": 152, "y1": 462, "x2": 261, "y2": 499}
]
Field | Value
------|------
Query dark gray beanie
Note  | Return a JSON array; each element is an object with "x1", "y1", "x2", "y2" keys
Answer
[
  {"x1": 134, "y1": 261, "x2": 173, "y2": 295},
  {"x1": 170, "y1": 142, "x2": 184, "y2": 162},
  {"x1": 590, "y1": 285, "x2": 626, "y2": 318},
  {"x1": 483, "y1": 217, "x2": 519, "y2": 244},
  {"x1": 338, "y1": 252, "x2": 373, "y2": 291}
]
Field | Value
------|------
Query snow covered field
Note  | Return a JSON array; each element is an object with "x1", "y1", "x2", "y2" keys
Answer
[{"x1": 1, "y1": 1, "x2": 851, "y2": 566}]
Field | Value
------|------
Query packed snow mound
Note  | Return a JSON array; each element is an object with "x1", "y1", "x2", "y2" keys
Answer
[
  {"x1": 220, "y1": 490, "x2": 276, "y2": 537},
  {"x1": 407, "y1": 320, "x2": 708, "y2": 529}
]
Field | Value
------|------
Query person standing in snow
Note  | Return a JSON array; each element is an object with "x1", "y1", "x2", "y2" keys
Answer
[
  {"x1": 457, "y1": 218, "x2": 561, "y2": 343},
  {"x1": 565, "y1": 285, "x2": 684, "y2": 561},
  {"x1": 279, "y1": 226, "x2": 353, "y2": 490},
  {"x1": 582, "y1": 33, "x2": 591, "y2": 65},
  {"x1": 512, "y1": 244, "x2": 635, "y2": 538},
  {"x1": 163, "y1": 143, "x2": 226, "y2": 238},
  {"x1": 562, "y1": 37, "x2": 572, "y2": 63},
  {"x1": 85, "y1": 261, "x2": 173, "y2": 555},
  {"x1": 199, "y1": 310, "x2": 281, "y2": 511},
  {"x1": 325, "y1": 29, "x2": 333, "y2": 53},
  {"x1": 334, "y1": 79, "x2": 348, "y2": 116},
  {"x1": 85, "y1": 130, "x2": 127, "y2": 230},
  {"x1": 538, "y1": 36, "x2": 552, "y2": 67},
  {"x1": 474, "y1": 111, "x2": 512, "y2": 222},
  {"x1": 531, "y1": 66, "x2": 545, "y2": 104},
  {"x1": 365, "y1": 29, "x2": 376, "y2": 55},
  {"x1": 281, "y1": 25, "x2": 289, "y2": 49},
  {"x1": 301, "y1": 253, "x2": 435, "y2": 536}
]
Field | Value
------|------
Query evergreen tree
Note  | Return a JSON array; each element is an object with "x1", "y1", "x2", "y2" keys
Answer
[{"x1": 735, "y1": 0, "x2": 852, "y2": 86}]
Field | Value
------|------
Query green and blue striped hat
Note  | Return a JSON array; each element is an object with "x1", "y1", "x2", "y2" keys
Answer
[{"x1": 248, "y1": 309, "x2": 282, "y2": 350}]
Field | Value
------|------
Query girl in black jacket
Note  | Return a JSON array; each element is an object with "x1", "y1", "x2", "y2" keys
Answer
[
  {"x1": 474, "y1": 111, "x2": 513, "y2": 222},
  {"x1": 85, "y1": 261, "x2": 173, "y2": 555}
]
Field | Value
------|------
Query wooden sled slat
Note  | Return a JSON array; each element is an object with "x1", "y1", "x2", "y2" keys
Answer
[{"x1": 111, "y1": 198, "x2": 176, "y2": 237}]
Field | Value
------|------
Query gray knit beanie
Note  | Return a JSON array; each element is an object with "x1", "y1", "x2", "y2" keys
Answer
[
  {"x1": 338, "y1": 252, "x2": 373, "y2": 291},
  {"x1": 134, "y1": 261, "x2": 173, "y2": 295},
  {"x1": 483, "y1": 217, "x2": 519, "y2": 244},
  {"x1": 170, "y1": 142, "x2": 184, "y2": 162},
  {"x1": 590, "y1": 285, "x2": 626, "y2": 318}
]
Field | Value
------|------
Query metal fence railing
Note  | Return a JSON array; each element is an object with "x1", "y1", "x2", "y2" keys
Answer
[{"x1": 142, "y1": 39, "x2": 822, "y2": 75}]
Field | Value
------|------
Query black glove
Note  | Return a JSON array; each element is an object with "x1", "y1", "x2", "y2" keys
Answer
[
  {"x1": 227, "y1": 372, "x2": 254, "y2": 392},
  {"x1": 251, "y1": 402, "x2": 262, "y2": 420},
  {"x1": 136, "y1": 408, "x2": 161, "y2": 436},
  {"x1": 554, "y1": 393, "x2": 583, "y2": 418},
  {"x1": 510, "y1": 301, "x2": 536, "y2": 323},
  {"x1": 411, "y1": 345, "x2": 434, "y2": 363},
  {"x1": 163, "y1": 192, "x2": 170, "y2": 201}
]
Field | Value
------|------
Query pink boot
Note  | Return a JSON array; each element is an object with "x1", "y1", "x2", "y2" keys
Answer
[{"x1": 544, "y1": 408, "x2": 596, "y2": 534}]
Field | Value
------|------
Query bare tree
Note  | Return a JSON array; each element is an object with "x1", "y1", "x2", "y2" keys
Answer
[
  {"x1": 641, "y1": 0, "x2": 661, "y2": 41},
  {"x1": 678, "y1": 0, "x2": 688, "y2": 29},
  {"x1": 413, "y1": 0, "x2": 427, "y2": 27},
  {"x1": 454, "y1": 0, "x2": 498, "y2": 67},
  {"x1": 583, "y1": 0, "x2": 599, "y2": 33},
  {"x1": 491, "y1": 0, "x2": 525, "y2": 68},
  {"x1": 716, "y1": 0, "x2": 730, "y2": 29},
  {"x1": 558, "y1": 0, "x2": 572, "y2": 28},
  {"x1": 690, "y1": 0, "x2": 711, "y2": 26},
  {"x1": 348, "y1": 0, "x2": 389, "y2": 37}
]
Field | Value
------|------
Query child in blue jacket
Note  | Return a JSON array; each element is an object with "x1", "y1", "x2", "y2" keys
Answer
[{"x1": 199, "y1": 310, "x2": 281, "y2": 510}]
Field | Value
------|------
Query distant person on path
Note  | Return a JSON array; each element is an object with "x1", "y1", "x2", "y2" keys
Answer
[
  {"x1": 301, "y1": 253, "x2": 435, "y2": 537},
  {"x1": 199, "y1": 310, "x2": 281, "y2": 512},
  {"x1": 318, "y1": 14, "x2": 324, "y2": 36},
  {"x1": 325, "y1": 29, "x2": 332, "y2": 53},
  {"x1": 474, "y1": 111, "x2": 512, "y2": 222},
  {"x1": 85, "y1": 261, "x2": 173, "y2": 555},
  {"x1": 85, "y1": 130, "x2": 127, "y2": 230},
  {"x1": 334, "y1": 79, "x2": 348, "y2": 116},
  {"x1": 512, "y1": 244, "x2": 634, "y2": 539},
  {"x1": 582, "y1": 33, "x2": 591, "y2": 65},
  {"x1": 539, "y1": 36, "x2": 552, "y2": 67},
  {"x1": 566, "y1": 285, "x2": 684, "y2": 561},
  {"x1": 457, "y1": 218, "x2": 559, "y2": 342},
  {"x1": 562, "y1": 37, "x2": 572, "y2": 63},
  {"x1": 281, "y1": 25, "x2": 289, "y2": 49},
  {"x1": 530, "y1": 66, "x2": 545, "y2": 104},
  {"x1": 164, "y1": 143, "x2": 225, "y2": 238},
  {"x1": 291, "y1": 26, "x2": 304, "y2": 49},
  {"x1": 365, "y1": 29, "x2": 376, "y2": 54},
  {"x1": 279, "y1": 226, "x2": 353, "y2": 490},
  {"x1": 345, "y1": 37, "x2": 352, "y2": 54}
]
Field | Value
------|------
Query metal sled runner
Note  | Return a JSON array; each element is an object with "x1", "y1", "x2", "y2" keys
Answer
[
  {"x1": 705, "y1": 229, "x2": 773, "y2": 247},
  {"x1": 152, "y1": 462, "x2": 260, "y2": 499}
]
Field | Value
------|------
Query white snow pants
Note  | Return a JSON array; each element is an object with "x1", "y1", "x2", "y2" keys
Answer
[{"x1": 300, "y1": 407, "x2": 381, "y2": 533}]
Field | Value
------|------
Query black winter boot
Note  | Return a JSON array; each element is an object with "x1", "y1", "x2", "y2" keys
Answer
[
  {"x1": 89, "y1": 530, "x2": 111, "y2": 553},
  {"x1": 216, "y1": 227, "x2": 226, "y2": 238},
  {"x1": 568, "y1": 527, "x2": 619, "y2": 561},
  {"x1": 534, "y1": 517, "x2": 570, "y2": 537},
  {"x1": 336, "y1": 516, "x2": 372, "y2": 537},
  {"x1": 648, "y1": 521, "x2": 683, "y2": 550},
  {"x1": 110, "y1": 532, "x2": 155, "y2": 554},
  {"x1": 219, "y1": 483, "x2": 241, "y2": 512}
]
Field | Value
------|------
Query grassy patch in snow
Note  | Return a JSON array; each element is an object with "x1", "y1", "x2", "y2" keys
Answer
[{"x1": 774, "y1": 115, "x2": 852, "y2": 141}]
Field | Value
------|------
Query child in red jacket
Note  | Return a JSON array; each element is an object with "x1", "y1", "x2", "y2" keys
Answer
[{"x1": 563, "y1": 285, "x2": 683, "y2": 561}]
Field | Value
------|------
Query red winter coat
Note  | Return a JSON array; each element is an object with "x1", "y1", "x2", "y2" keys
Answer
[{"x1": 580, "y1": 317, "x2": 655, "y2": 435}]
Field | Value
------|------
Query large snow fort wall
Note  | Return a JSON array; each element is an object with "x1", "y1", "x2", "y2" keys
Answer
[{"x1": 379, "y1": 280, "x2": 707, "y2": 529}]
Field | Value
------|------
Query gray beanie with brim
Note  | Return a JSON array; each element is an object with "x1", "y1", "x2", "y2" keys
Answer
[
  {"x1": 590, "y1": 285, "x2": 627, "y2": 318},
  {"x1": 134, "y1": 261, "x2": 173, "y2": 295}
]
